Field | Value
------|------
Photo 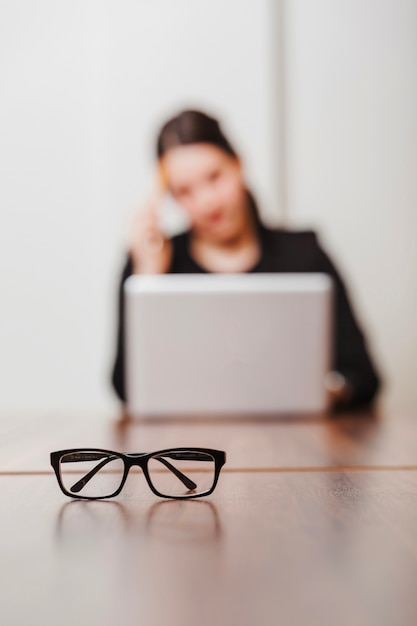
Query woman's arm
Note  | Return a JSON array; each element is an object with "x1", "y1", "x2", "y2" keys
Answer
[
  {"x1": 314, "y1": 237, "x2": 382, "y2": 408},
  {"x1": 112, "y1": 197, "x2": 173, "y2": 401},
  {"x1": 111, "y1": 255, "x2": 133, "y2": 402}
]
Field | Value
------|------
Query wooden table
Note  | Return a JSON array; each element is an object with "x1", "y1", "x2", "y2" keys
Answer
[{"x1": 1, "y1": 409, "x2": 417, "y2": 626}]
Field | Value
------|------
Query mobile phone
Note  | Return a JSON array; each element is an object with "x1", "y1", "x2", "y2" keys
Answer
[{"x1": 157, "y1": 194, "x2": 191, "y2": 237}]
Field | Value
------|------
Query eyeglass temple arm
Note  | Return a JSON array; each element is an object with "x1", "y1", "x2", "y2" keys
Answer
[
  {"x1": 69, "y1": 454, "x2": 197, "y2": 494},
  {"x1": 163, "y1": 451, "x2": 212, "y2": 461},
  {"x1": 155, "y1": 457, "x2": 197, "y2": 490}
]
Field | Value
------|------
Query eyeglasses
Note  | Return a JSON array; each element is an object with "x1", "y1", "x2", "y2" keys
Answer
[{"x1": 50, "y1": 447, "x2": 226, "y2": 500}]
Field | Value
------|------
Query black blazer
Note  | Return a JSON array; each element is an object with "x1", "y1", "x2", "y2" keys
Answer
[{"x1": 111, "y1": 225, "x2": 381, "y2": 408}]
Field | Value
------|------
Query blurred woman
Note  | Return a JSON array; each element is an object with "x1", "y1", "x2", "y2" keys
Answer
[{"x1": 112, "y1": 109, "x2": 381, "y2": 409}]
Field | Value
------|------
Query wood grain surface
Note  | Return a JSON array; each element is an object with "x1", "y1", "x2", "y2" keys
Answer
[
  {"x1": 1, "y1": 409, "x2": 417, "y2": 472},
  {"x1": 1, "y1": 410, "x2": 417, "y2": 626}
]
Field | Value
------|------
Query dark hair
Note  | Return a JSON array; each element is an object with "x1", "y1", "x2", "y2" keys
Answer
[
  {"x1": 157, "y1": 109, "x2": 237, "y2": 159},
  {"x1": 156, "y1": 109, "x2": 263, "y2": 227}
]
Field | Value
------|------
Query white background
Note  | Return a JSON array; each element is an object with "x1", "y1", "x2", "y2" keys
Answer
[{"x1": 0, "y1": 0, "x2": 416, "y2": 416}]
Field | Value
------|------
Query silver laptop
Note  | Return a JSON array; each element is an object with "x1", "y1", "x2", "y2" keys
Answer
[{"x1": 124, "y1": 273, "x2": 333, "y2": 416}]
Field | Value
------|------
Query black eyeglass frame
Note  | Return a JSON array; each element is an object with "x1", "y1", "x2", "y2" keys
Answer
[{"x1": 50, "y1": 447, "x2": 226, "y2": 500}]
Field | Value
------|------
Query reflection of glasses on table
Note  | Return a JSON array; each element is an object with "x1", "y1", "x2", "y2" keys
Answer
[{"x1": 50, "y1": 448, "x2": 226, "y2": 500}]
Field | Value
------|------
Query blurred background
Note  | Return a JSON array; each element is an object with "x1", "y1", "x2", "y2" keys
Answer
[{"x1": 0, "y1": 0, "x2": 416, "y2": 417}]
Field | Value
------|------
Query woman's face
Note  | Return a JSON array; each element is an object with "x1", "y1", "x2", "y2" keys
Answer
[{"x1": 161, "y1": 143, "x2": 249, "y2": 243}]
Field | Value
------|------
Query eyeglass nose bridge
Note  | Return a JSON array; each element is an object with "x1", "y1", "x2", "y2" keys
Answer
[{"x1": 124, "y1": 452, "x2": 148, "y2": 467}]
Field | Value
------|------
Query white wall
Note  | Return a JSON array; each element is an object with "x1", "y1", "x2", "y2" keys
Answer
[
  {"x1": 0, "y1": 1, "x2": 276, "y2": 415},
  {"x1": 284, "y1": 0, "x2": 417, "y2": 411}
]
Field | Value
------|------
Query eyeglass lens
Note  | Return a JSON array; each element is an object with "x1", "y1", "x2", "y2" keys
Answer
[
  {"x1": 147, "y1": 451, "x2": 216, "y2": 498},
  {"x1": 59, "y1": 452, "x2": 125, "y2": 498}
]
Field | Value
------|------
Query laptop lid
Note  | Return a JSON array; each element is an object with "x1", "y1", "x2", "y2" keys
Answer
[{"x1": 124, "y1": 273, "x2": 333, "y2": 416}]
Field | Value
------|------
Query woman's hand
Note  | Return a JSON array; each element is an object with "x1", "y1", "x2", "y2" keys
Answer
[
  {"x1": 325, "y1": 371, "x2": 353, "y2": 409},
  {"x1": 129, "y1": 194, "x2": 173, "y2": 274}
]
